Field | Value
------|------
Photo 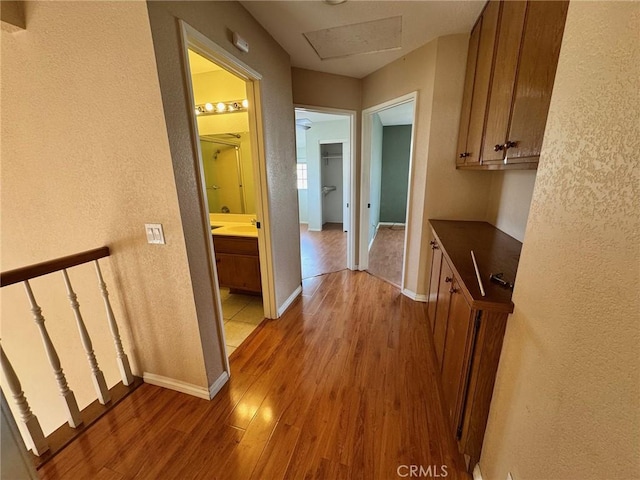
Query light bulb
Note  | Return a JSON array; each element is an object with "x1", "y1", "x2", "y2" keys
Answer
[
  {"x1": 195, "y1": 108, "x2": 200, "y2": 115},
  {"x1": 205, "y1": 103, "x2": 214, "y2": 112},
  {"x1": 242, "y1": 99, "x2": 249, "y2": 108},
  {"x1": 216, "y1": 102, "x2": 226, "y2": 113}
]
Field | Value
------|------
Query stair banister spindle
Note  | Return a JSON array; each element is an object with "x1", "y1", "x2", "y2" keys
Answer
[
  {"x1": 94, "y1": 260, "x2": 133, "y2": 386},
  {"x1": 62, "y1": 269, "x2": 111, "y2": 405},
  {"x1": 23, "y1": 280, "x2": 83, "y2": 428},
  {"x1": 0, "y1": 344, "x2": 50, "y2": 455}
]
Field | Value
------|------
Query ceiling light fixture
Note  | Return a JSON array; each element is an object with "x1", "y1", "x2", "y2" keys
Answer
[
  {"x1": 194, "y1": 99, "x2": 249, "y2": 117},
  {"x1": 323, "y1": 0, "x2": 347, "y2": 5}
]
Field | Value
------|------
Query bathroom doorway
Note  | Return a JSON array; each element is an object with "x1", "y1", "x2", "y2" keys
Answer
[
  {"x1": 182, "y1": 26, "x2": 276, "y2": 365},
  {"x1": 294, "y1": 107, "x2": 356, "y2": 279}
]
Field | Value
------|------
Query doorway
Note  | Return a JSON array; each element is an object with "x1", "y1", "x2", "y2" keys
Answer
[
  {"x1": 360, "y1": 93, "x2": 417, "y2": 289},
  {"x1": 294, "y1": 107, "x2": 356, "y2": 279},
  {"x1": 181, "y1": 25, "x2": 276, "y2": 364}
]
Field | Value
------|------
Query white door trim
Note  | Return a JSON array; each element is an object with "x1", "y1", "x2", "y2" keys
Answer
[
  {"x1": 294, "y1": 104, "x2": 357, "y2": 271},
  {"x1": 360, "y1": 92, "x2": 418, "y2": 291},
  {"x1": 179, "y1": 21, "x2": 278, "y2": 380}
]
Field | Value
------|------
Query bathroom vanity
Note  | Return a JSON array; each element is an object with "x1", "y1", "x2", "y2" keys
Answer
[
  {"x1": 209, "y1": 214, "x2": 261, "y2": 294},
  {"x1": 213, "y1": 235, "x2": 261, "y2": 294}
]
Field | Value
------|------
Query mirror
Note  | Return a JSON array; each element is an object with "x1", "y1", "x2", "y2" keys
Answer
[{"x1": 200, "y1": 133, "x2": 255, "y2": 214}]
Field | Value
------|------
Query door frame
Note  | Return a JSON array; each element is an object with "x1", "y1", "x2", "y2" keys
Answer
[
  {"x1": 294, "y1": 105, "x2": 357, "y2": 271},
  {"x1": 359, "y1": 92, "x2": 418, "y2": 291},
  {"x1": 179, "y1": 22, "x2": 278, "y2": 372}
]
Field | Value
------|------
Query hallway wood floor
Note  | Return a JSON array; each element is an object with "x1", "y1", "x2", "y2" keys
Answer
[
  {"x1": 38, "y1": 271, "x2": 469, "y2": 480},
  {"x1": 300, "y1": 223, "x2": 346, "y2": 279},
  {"x1": 368, "y1": 225, "x2": 405, "y2": 287}
]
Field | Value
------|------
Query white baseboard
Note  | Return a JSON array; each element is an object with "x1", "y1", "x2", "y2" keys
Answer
[
  {"x1": 143, "y1": 371, "x2": 228, "y2": 400},
  {"x1": 277, "y1": 285, "x2": 302, "y2": 317},
  {"x1": 402, "y1": 288, "x2": 428, "y2": 302},
  {"x1": 208, "y1": 371, "x2": 229, "y2": 399},
  {"x1": 378, "y1": 222, "x2": 405, "y2": 227},
  {"x1": 473, "y1": 464, "x2": 483, "y2": 480}
]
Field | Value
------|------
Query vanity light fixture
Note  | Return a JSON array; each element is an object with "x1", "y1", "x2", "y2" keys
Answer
[{"x1": 195, "y1": 99, "x2": 249, "y2": 116}]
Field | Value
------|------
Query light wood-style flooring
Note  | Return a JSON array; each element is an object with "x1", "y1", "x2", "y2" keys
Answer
[
  {"x1": 368, "y1": 225, "x2": 405, "y2": 287},
  {"x1": 300, "y1": 223, "x2": 346, "y2": 279},
  {"x1": 38, "y1": 271, "x2": 469, "y2": 480}
]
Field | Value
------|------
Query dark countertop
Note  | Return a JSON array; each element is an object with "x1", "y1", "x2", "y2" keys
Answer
[{"x1": 429, "y1": 220, "x2": 522, "y2": 313}]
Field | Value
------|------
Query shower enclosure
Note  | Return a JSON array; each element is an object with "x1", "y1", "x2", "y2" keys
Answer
[{"x1": 200, "y1": 134, "x2": 252, "y2": 214}]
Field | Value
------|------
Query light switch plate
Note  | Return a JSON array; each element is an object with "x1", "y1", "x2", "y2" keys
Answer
[
  {"x1": 506, "y1": 473, "x2": 514, "y2": 480},
  {"x1": 145, "y1": 223, "x2": 165, "y2": 245}
]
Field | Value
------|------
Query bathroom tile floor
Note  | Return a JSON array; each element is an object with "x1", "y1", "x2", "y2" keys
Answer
[{"x1": 220, "y1": 287, "x2": 264, "y2": 357}]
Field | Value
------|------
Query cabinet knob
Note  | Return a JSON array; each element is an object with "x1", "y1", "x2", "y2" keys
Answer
[
  {"x1": 445, "y1": 277, "x2": 453, "y2": 283},
  {"x1": 459, "y1": 152, "x2": 470, "y2": 158},
  {"x1": 449, "y1": 287, "x2": 458, "y2": 294},
  {"x1": 505, "y1": 140, "x2": 517, "y2": 149},
  {"x1": 430, "y1": 240, "x2": 439, "y2": 250}
]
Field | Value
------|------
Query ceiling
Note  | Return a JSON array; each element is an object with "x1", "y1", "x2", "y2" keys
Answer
[{"x1": 240, "y1": 1, "x2": 484, "y2": 79}]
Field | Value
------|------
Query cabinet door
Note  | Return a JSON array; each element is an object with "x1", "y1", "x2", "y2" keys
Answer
[
  {"x1": 440, "y1": 280, "x2": 474, "y2": 433},
  {"x1": 456, "y1": 18, "x2": 481, "y2": 166},
  {"x1": 505, "y1": 0, "x2": 569, "y2": 163},
  {"x1": 433, "y1": 259, "x2": 454, "y2": 368},
  {"x1": 427, "y1": 241, "x2": 443, "y2": 331},
  {"x1": 461, "y1": 0, "x2": 501, "y2": 166},
  {"x1": 216, "y1": 254, "x2": 262, "y2": 293},
  {"x1": 481, "y1": 1, "x2": 528, "y2": 163}
]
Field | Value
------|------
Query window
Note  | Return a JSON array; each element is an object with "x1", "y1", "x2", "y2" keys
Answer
[{"x1": 296, "y1": 163, "x2": 308, "y2": 190}]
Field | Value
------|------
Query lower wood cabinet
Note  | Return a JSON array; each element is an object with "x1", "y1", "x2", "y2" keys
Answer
[
  {"x1": 440, "y1": 278, "x2": 474, "y2": 433},
  {"x1": 213, "y1": 235, "x2": 262, "y2": 294},
  {"x1": 427, "y1": 220, "x2": 521, "y2": 470}
]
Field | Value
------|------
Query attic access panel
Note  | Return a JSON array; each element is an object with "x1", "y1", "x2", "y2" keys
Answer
[{"x1": 304, "y1": 16, "x2": 402, "y2": 60}]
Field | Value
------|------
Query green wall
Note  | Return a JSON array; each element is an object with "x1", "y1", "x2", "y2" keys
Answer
[{"x1": 380, "y1": 125, "x2": 411, "y2": 223}]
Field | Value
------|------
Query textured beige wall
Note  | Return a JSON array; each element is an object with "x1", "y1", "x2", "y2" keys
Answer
[
  {"x1": 291, "y1": 68, "x2": 362, "y2": 112},
  {"x1": 481, "y1": 2, "x2": 640, "y2": 478},
  {"x1": 485, "y1": 170, "x2": 537, "y2": 242},
  {"x1": 1, "y1": 1, "x2": 212, "y2": 437},
  {"x1": 363, "y1": 35, "x2": 493, "y2": 294},
  {"x1": 145, "y1": 2, "x2": 300, "y2": 319}
]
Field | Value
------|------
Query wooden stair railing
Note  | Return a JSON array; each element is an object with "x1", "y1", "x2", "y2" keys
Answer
[{"x1": 0, "y1": 247, "x2": 142, "y2": 468}]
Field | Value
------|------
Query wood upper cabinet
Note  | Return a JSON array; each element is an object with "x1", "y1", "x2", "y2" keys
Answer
[
  {"x1": 457, "y1": 0, "x2": 569, "y2": 170},
  {"x1": 456, "y1": 0, "x2": 500, "y2": 167}
]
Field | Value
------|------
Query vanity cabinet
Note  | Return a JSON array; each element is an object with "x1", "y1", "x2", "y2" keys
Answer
[
  {"x1": 456, "y1": 0, "x2": 569, "y2": 170},
  {"x1": 213, "y1": 236, "x2": 262, "y2": 294},
  {"x1": 426, "y1": 220, "x2": 522, "y2": 470}
]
